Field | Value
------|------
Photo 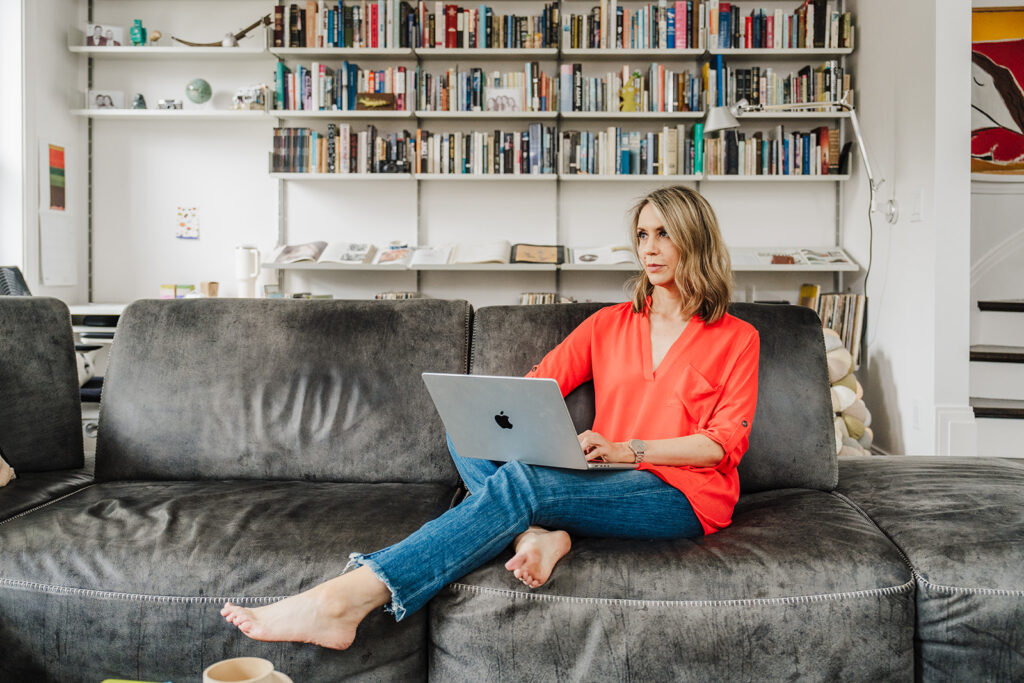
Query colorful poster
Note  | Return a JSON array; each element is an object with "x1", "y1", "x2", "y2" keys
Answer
[
  {"x1": 176, "y1": 206, "x2": 199, "y2": 239},
  {"x1": 48, "y1": 144, "x2": 65, "y2": 211},
  {"x1": 972, "y1": 8, "x2": 1024, "y2": 175}
]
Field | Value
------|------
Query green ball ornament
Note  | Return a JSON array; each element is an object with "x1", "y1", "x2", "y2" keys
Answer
[{"x1": 185, "y1": 78, "x2": 212, "y2": 104}]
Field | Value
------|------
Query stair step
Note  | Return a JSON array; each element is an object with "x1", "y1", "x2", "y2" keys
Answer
[
  {"x1": 971, "y1": 359, "x2": 1024, "y2": 400},
  {"x1": 976, "y1": 417, "x2": 1024, "y2": 457},
  {"x1": 971, "y1": 398, "x2": 1024, "y2": 419},
  {"x1": 974, "y1": 309, "x2": 1024, "y2": 346},
  {"x1": 978, "y1": 300, "x2": 1024, "y2": 313},
  {"x1": 970, "y1": 345, "x2": 1024, "y2": 363}
]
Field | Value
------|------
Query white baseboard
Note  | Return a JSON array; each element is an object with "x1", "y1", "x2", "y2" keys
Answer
[{"x1": 936, "y1": 405, "x2": 978, "y2": 457}]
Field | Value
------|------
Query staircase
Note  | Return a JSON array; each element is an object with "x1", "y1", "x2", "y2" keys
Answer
[{"x1": 971, "y1": 300, "x2": 1024, "y2": 457}]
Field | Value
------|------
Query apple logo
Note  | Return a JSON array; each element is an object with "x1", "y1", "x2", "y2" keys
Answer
[{"x1": 494, "y1": 411, "x2": 513, "y2": 429}]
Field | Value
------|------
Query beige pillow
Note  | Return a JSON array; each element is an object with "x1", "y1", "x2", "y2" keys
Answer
[{"x1": 0, "y1": 454, "x2": 14, "y2": 487}]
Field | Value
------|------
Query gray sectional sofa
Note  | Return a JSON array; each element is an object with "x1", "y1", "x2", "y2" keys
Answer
[{"x1": 0, "y1": 297, "x2": 1021, "y2": 682}]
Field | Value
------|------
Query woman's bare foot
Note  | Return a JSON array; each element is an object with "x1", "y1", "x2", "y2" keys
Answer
[
  {"x1": 504, "y1": 526, "x2": 571, "y2": 589},
  {"x1": 220, "y1": 566, "x2": 391, "y2": 650}
]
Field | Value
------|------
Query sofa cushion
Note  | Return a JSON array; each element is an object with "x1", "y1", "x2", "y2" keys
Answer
[
  {"x1": 471, "y1": 303, "x2": 836, "y2": 492},
  {"x1": 0, "y1": 480, "x2": 458, "y2": 682},
  {"x1": 96, "y1": 299, "x2": 470, "y2": 485},
  {"x1": 0, "y1": 469, "x2": 93, "y2": 521},
  {"x1": 837, "y1": 456, "x2": 1024, "y2": 680},
  {"x1": 430, "y1": 488, "x2": 914, "y2": 680},
  {"x1": 0, "y1": 297, "x2": 83, "y2": 472}
]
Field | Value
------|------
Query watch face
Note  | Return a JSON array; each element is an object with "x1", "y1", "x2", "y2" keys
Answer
[{"x1": 629, "y1": 439, "x2": 646, "y2": 455}]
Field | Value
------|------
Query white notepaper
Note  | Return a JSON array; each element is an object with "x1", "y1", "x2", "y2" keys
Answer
[{"x1": 38, "y1": 213, "x2": 78, "y2": 286}]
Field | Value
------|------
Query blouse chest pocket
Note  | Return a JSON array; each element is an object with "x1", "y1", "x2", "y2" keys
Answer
[{"x1": 667, "y1": 363, "x2": 724, "y2": 427}]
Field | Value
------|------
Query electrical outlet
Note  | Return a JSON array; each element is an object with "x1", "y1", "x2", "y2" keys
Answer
[
  {"x1": 910, "y1": 189, "x2": 925, "y2": 223},
  {"x1": 912, "y1": 400, "x2": 920, "y2": 430}
]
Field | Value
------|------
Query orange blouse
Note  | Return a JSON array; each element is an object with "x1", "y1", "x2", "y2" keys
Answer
[{"x1": 526, "y1": 302, "x2": 760, "y2": 534}]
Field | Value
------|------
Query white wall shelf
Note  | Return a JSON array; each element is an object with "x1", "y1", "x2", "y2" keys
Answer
[
  {"x1": 72, "y1": 109, "x2": 271, "y2": 120},
  {"x1": 416, "y1": 173, "x2": 558, "y2": 181},
  {"x1": 270, "y1": 172, "x2": 415, "y2": 180},
  {"x1": 561, "y1": 48, "x2": 705, "y2": 59},
  {"x1": 270, "y1": 47, "x2": 415, "y2": 58},
  {"x1": 416, "y1": 48, "x2": 559, "y2": 59},
  {"x1": 736, "y1": 111, "x2": 850, "y2": 119},
  {"x1": 264, "y1": 261, "x2": 858, "y2": 273},
  {"x1": 558, "y1": 174, "x2": 701, "y2": 182},
  {"x1": 415, "y1": 110, "x2": 557, "y2": 119},
  {"x1": 273, "y1": 110, "x2": 416, "y2": 119},
  {"x1": 68, "y1": 46, "x2": 269, "y2": 59},
  {"x1": 560, "y1": 111, "x2": 703, "y2": 119},
  {"x1": 708, "y1": 48, "x2": 854, "y2": 57},
  {"x1": 704, "y1": 174, "x2": 849, "y2": 182}
]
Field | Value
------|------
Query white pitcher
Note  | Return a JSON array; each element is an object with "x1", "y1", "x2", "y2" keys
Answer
[{"x1": 234, "y1": 245, "x2": 260, "y2": 298}]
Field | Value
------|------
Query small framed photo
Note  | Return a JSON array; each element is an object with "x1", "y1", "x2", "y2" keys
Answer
[
  {"x1": 84, "y1": 24, "x2": 125, "y2": 47},
  {"x1": 263, "y1": 284, "x2": 284, "y2": 299},
  {"x1": 88, "y1": 90, "x2": 125, "y2": 109},
  {"x1": 485, "y1": 87, "x2": 523, "y2": 113}
]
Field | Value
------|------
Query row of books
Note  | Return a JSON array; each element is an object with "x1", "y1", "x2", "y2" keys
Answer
[
  {"x1": 707, "y1": 0, "x2": 854, "y2": 50},
  {"x1": 419, "y1": 65, "x2": 557, "y2": 112},
  {"x1": 799, "y1": 286, "x2": 865, "y2": 365},
  {"x1": 274, "y1": 1, "x2": 559, "y2": 49},
  {"x1": 563, "y1": 0, "x2": 703, "y2": 50},
  {"x1": 560, "y1": 124, "x2": 704, "y2": 176},
  {"x1": 270, "y1": 59, "x2": 852, "y2": 116},
  {"x1": 415, "y1": 124, "x2": 557, "y2": 174},
  {"x1": 272, "y1": 240, "x2": 636, "y2": 266},
  {"x1": 272, "y1": 124, "x2": 560, "y2": 175},
  {"x1": 270, "y1": 0, "x2": 855, "y2": 51},
  {"x1": 561, "y1": 64, "x2": 703, "y2": 114},
  {"x1": 710, "y1": 59, "x2": 850, "y2": 110},
  {"x1": 703, "y1": 126, "x2": 842, "y2": 176}
]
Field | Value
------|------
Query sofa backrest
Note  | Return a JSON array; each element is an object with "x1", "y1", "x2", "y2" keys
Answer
[
  {"x1": 95, "y1": 299, "x2": 469, "y2": 485},
  {"x1": 0, "y1": 297, "x2": 84, "y2": 472},
  {"x1": 470, "y1": 302, "x2": 837, "y2": 493}
]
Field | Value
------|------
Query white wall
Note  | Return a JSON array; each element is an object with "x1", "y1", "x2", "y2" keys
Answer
[
  {"x1": 843, "y1": 0, "x2": 973, "y2": 455},
  {"x1": 20, "y1": 0, "x2": 88, "y2": 301},
  {"x1": 0, "y1": 0, "x2": 24, "y2": 267}
]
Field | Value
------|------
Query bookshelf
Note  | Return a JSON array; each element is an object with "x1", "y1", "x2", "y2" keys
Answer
[{"x1": 73, "y1": 0, "x2": 857, "y2": 305}]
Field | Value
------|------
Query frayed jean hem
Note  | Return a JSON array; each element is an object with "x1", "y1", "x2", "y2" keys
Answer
[{"x1": 345, "y1": 552, "x2": 408, "y2": 622}]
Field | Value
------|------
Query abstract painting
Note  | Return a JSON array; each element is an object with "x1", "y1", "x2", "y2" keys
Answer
[{"x1": 973, "y1": 7, "x2": 1024, "y2": 175}]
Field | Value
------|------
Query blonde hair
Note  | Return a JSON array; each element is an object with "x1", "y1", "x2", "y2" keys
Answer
[{"x1": 627, "y1": 186, "x2": 732, "y2": 324}]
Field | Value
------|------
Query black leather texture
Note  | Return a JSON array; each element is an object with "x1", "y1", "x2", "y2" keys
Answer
[
  {"x1": 0, "y1": 479, "x2": 458, "y2": 682},
  {"x1": 0, "y1": 297, "x2": 83, "y2": 472},
  {"x1": 0, "y1": 469, "x2": 93, "y2": 521},
  {"x1": 837, "y1": 456, "x2": 1024, "y2": 681},
  {"x1": 470, "y1": 302, "x2": 837, "y2": 493},
  {"x1": 95, "y1": 299, "x2": 470, "y2": 485},
  {"x1": 430, "y1": 488, "x2": 914, "y2": 681}
]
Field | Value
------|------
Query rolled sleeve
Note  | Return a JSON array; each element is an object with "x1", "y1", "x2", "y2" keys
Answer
[
  {"x1": 697, "y1": 332, "x2": 760, "y2": 471},
  {"x1": 524, "y1": 311, "x2": 596, "y2": 397}
]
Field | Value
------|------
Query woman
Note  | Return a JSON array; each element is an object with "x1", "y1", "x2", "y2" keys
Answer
[{"x1": 222, "y1": 185, "x2": 760, "y2": 650}]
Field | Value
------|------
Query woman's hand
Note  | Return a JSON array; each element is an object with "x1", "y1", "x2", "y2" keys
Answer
[{"x1": 578, "y1": 430, "x2": 634, "y2": 463}]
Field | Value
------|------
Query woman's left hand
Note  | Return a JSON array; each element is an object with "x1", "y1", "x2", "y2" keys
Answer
[{"x1": 578, "y1": 430, "x2": 634, "y2": 463}]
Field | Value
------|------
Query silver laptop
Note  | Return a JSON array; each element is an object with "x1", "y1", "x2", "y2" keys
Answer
[{"x1": 422, "y1": 373, "x2": 634, "y2": 470}]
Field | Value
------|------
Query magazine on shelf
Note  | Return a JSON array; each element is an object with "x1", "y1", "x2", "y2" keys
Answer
[
  {"x1": 510, "y1": 244, "x2": 566, "y2": 264},
  {"x1": 571, "y1": 245, "x2": 636, "y2": 265},
  {"x1": 271, "y1": 241, "x2": 377, "y2": 265},
  {"x1": 731, "y1": 247, "x2": 854, "y2": 267},
  {"x1": 451, "y1": 241, "x2": 512, "y2": 264},
  {"x1": 409, "y1": 245, "x2": 454, "y2": 266},
  {"x1": 373, "y1": 244, "x2": 415, "y2": 266}
]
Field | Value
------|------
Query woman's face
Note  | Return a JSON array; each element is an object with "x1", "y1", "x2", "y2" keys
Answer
[{"x1": 636, "y1": 203, "x2": 681, "y2": 290}]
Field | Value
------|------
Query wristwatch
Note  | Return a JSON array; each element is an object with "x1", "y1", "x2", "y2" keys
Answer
[{"x1": 628, "y1": 439, "x2": 647, "y2": 465}]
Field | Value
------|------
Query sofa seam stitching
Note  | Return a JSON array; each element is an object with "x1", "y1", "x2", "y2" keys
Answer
[
  {"x1": 916, "y1": 577, "x2": 1024, "y2": 598},
  {"x1": 444, "y1": 578, "x2": 915, "y2": 608},
  {"x1": 0, "y1": 483, "x2": 96, "y2": 527},
  {"x1": 0, "y1": 577, "x2": 288, "y2": 604}
]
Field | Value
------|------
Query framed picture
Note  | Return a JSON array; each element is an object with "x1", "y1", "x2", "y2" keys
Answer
[
  {"x1": 355, "y1": 92, "x2": 396, "y2": 110},
  {"x1": 263, "y1": 284, "x2": 284, "y2": 299},
  {"x1": 972, "y1": 8, "x2": 1024, "y2": 177},
  {"x1": 485, "y1": 87, "x2": 523, "y2": 113},
  {"x1": 88, "y1": 90, "x2": 125, "y2": 109},
  {"x1": 84, "y1": 23, "x2": 125, "y2": 47}
]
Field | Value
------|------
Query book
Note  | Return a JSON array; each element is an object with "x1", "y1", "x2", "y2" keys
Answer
[
  {"x1": 451, "y1": 240, "x2": 511, "y2": 264},
  {"x1": 798, "y1": 283, "x2": 820, "y2": 309},
  {"x1": 572, "y1": 245, "x2": 635, "y2": 265},
  {"x1": 373, "y1": 243, "x2": 415, "y2": 265},
  {"x1": 510, "y1": 243, "x2": 566, "y2": 264},
  {"x1": 271, "y1": 241, "x2": 377, "y2": 265},
  {"x1": 410, "y1": 245, "x2": 454, "y2": 265}
]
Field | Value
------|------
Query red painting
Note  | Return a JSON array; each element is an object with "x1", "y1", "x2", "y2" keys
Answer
[{"x1": 973, "y1": 9, "x2": 1024, "y2": 174}]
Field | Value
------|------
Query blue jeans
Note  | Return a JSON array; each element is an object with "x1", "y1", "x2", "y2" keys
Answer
[{"x1": 347, "y1": 434, "x2": 704, "y2": 620}]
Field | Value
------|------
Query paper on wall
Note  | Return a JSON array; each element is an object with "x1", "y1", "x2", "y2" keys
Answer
[{"x1": 38, "y1": 213, "x2": 78, "y2": 286}]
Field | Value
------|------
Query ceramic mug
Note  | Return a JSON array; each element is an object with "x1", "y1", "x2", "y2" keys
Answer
[{"x1": 202, "y1": 657, "x2": 275, "y2": 683}]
